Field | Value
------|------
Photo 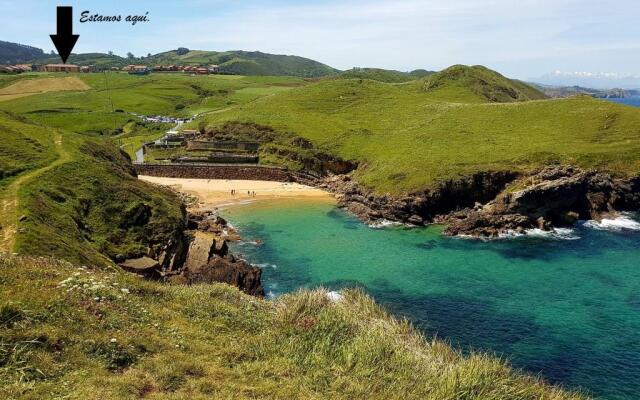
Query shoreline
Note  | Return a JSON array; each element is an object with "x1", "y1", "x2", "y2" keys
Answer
[
  {"x1": 138, "y1": 175, "x2": 335, "y2": 209},
  {"x1": 140, "y1": 165, "x2": 640, "y2": 240}
]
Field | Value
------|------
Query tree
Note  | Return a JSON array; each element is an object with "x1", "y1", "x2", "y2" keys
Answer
[
  {"x1": 147, "y1": 53, "x2": 151, "y2": 58},
  {"x1": 127, "y1": 52, "x2": 134, "y2": 59},
  {"x1": 108, "y1": 51, "x2": 113, "y2": 56},
  {"x1": 50, "y1": 50, "x2": 56, "y2": 55},
  {"x1": 176, "y1": 47, "x2": 189, "y2": 56}
]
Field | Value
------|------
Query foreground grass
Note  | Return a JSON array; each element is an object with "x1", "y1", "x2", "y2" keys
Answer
[{"x1": 0, "y1": 255, "x2": 584, "y2": 399}]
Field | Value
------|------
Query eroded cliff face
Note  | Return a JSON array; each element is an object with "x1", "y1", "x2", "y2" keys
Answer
[
  {"x1": 315, "y1": 166, "x2": 640, "y2": 238},
  {"x1": 318, "y1": 171, "x2": 519, "y2": 226},
  {"x1": 442, "y1": 166, "x2": 640, "y2": 237},
  {"x1": 118, "y1": 210, "x2": 264, "y2": 297}
]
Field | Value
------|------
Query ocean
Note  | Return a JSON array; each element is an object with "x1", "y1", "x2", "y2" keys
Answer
[
  {"x1": 226, "y1": 200, "x2": 640, "y2": 399},
  {"x1": 603, "y1": 97, "x2": 640, "y2": 107}
]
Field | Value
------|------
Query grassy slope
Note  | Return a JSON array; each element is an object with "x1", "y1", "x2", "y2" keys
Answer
[
  {"x1": 0, "y1": 256, "x2": 582, "y2": 400},
  {"x1": 0, "y1": 112, "x2": 57, "y2": 187},
  {"x1": 0, "y1": 107, "x2": 183, "y2": 265},
  {"x1": 14, "y1": 138, "x2": 184, "y2": 266},
  {"x1": 199, "y1": 69, "x2": 640, "y2": 194}
]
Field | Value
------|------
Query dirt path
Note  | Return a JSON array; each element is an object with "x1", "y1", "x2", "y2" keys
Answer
[{"x1": 0, "y1": 133, "x2": 71, "y2": 253}]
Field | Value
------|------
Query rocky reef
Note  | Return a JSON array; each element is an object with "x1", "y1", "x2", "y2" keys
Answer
[
  {"x1": 119, "y1": 210, "x2": 264, "y2": 296},
  {"x1": 314, "y1": 166, "x2": 640, "y2": 238}
]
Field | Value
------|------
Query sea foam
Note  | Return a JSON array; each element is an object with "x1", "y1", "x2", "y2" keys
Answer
[
  {"x1": 368, "y1": 219, "x2": 403, "y2": 229},
  {"x1": 583, "y1": 213, "x2": 640, "y2": 232},
  {"x1": 499, "y1": 227, "x2": 580, "y2": 240}
]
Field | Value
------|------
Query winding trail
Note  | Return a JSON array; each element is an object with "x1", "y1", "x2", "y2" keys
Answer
[{"x1": 0, "y1": 133, "x2": 71, "y2": 253}]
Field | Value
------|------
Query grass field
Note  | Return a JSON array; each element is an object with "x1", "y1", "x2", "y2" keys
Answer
[
  {"x1": 197, "y1": 67, "x2": 640, "y2": 193},
  {"x1": 0, "y1": 73, "x2": 306, "y2": 136},
  {"x1": 0, "y1": 76, "x2": 90, "y2": 102},
  {"x1": 0, "y1": 255, "x2": 583, "y2": 399}
]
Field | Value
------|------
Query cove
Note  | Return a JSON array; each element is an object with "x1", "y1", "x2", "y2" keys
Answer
[{"x1": 224, "y1": 199, "x2": 640, "y2": 400}]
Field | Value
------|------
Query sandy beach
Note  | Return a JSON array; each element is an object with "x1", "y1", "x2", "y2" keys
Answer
[{"x1": 139, "y1": 176, "x2": 334, "y2": 208}]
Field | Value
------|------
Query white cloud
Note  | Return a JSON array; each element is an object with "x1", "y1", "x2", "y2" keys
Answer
[{"x1": 3, "y1": 0, "x2": 640, "y2": 78}]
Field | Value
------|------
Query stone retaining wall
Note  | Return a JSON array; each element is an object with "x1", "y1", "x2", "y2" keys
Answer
[{"x1": 134, "y1": 163, "x2": 293, "y2": 182}]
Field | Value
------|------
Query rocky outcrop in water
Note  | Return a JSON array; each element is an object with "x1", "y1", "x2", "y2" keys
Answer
[
  {"x1": 312, "y1": 166, "x2": 640, "y2": 238},
  {"x1": 118, "y1": 210, "x2": 264, "y2": 296}
]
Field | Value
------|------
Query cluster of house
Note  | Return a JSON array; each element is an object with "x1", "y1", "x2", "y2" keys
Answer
[
  {"x1": 0, "y1": 64, "x2": 33, "y2": 73},
  {"x1": 121, "y1": 65, "x2": 151, "y2": 75},
  {"x1": 152, "y1": 64, "x2": 220, "y2": 74},
  {"x1": 0, "y1": 64, "x2": 95, "y2": 74},
  {"x1": 120, "y1": 64, "x2": 220, "y2": 75},
  {"x1": 1, "y1": 63, "x2": 220, "y2": 76}
]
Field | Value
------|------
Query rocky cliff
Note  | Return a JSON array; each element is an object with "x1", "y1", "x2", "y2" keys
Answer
[
  {"x1": 318, "y1": 171, "x2": 518, "y2": 226},
  {"x1": 441, "y1": 166, "x2": 640, "y2": 237},
  {"x1": 119, "y1": 210, "x2": 264, "y2": 296},
  {"x1": 314, "y1": 166, "x2": 640, "y2": 238}
]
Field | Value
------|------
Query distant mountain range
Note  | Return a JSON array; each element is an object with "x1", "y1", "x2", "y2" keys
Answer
[
  {"x1": 1, "y1": 40, "x2": 339, "y2": 77},
  {"x1": 531, "y1": 83, "x2": 640, "y2": 99},
  {"x1": 0, "y1": 40, "x2": 435, "y2": 80},
  {"x1": 532, "y1": 71, "x2": 640, "y2": 90}
]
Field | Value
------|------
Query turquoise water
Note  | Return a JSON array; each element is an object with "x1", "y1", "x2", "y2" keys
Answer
[{"x1": 224, "y1": 199, "x2": 640, "y2": 399}]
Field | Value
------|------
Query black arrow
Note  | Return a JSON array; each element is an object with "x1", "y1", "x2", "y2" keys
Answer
[{"x1": 49, "y1": 6, "x2": 79, "y2": 64}]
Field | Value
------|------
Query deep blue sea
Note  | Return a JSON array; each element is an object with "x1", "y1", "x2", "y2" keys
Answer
[
  {"x1": 226, "y1": 200, "x2": 640, "y2": 400},
  {"x1": 604, "y1": 97, "x2": 640, "y2": 107}
]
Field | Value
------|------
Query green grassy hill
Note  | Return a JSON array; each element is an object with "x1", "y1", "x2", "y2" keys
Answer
[
  {"x1": 0, "y1": 109, "x2": 183, "y2": 266},
  {"x1": 338, "y1": 68, "x2": 435, "y2": 83},
  {"x1": 0, "y1": 40, "x2": 43, "y2": 64},
  {"x1": 0, "y1": 111, "x2": 58, "y2": 188},
  {"x1": 148, "y1": 49, "x2": 339, "y2": 77},
  {"x1": 198, "y1": 66, "x2": 640, "y2": 193},
  {"x1": 23, "y1": 49, "x2": 338, "y2": 77},
  {"x1": 420, "y1": 65, "x2": 548, "y2": 103},
  {"x1": 32, "y1": 53, "x2": 128, "y2": 68}
]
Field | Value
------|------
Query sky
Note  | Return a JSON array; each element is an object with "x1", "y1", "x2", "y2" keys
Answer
[{"x1": 1, "y1": 0, "x2": 640, "y2": 81}]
